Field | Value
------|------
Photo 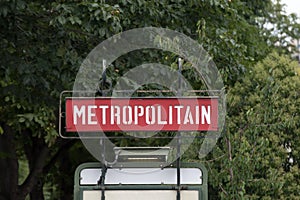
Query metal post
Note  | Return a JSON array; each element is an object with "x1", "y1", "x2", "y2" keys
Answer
[
  {"x1": 100, "y1": 60, "x2": 107, "y2": 200},
  {"x1": 98, "y1": 128, "x2": 107, "y2": 200},
  {"x1": 176, "y1": 58, "x2": 183, "y2": 200},
  {"x1": 102, "y1": 59, "x2": 107, "y2": 90}
]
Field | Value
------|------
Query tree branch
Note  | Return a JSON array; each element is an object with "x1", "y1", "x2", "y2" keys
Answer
[
  {"x1": 0, "y1": 124, "x2": 19, "y2": 200},
  {"x1": 18, "y1": 138, "x2": 49, "y2": 200},
  {"x1": 226, "y1": 136, "x2": 234, "y2": 182},
  {"x1": 43, "y1": 139, "x2": 76, "y2": 174}
]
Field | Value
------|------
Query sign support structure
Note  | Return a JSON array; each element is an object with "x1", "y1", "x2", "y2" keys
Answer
[
  {"x1": 176, "y1": 58, "x2": 183, "y2": 200},
  {"x1": 59, "y1": 58, "x2": 222, "y2": 200},
  {"x1": 74, "y1": 162, "x2": 208, "y2": 200},
  {"x1": 99, "y1": 61, "x2": 109, "y2": 200}
]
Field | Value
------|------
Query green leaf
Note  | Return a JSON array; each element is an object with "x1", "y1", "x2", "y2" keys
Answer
[
  {"x1": 57, "y1": 16, "x2": 66, "y2": 25},
  {"x1": 19, "y1": 118, "x2": 25, "y2": 123}
]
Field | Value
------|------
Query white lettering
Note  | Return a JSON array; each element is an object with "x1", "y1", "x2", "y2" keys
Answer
[
  {"x1": 111, "y1": 106, "x2": 120, "y2": 125},
  {"x1": 145, "y1": 106, "x2": 155, "y2": 124},
  {"x1": 99, "y1": 105, "x2": 108, "y2": 124},
  {"x1": 201, "y1": 106, "x2": 211, "y2": 124},
  {"x1": 123, "y1": 106, "x2": 133, "y2": 124},
  {"x1": 195, "y1": 105, "x2": 199, "y2": 124},
  {"x1": 174, "y1": 105, "x2": 184, "y2": 124},
  {"x1": 87, "y1": 105, "x2": 97, "y2": 125},
  {"x1": 73, "y1": 105, "x2": 85, "y2": 125},
  {"x1": 157, "y1": 106, "x2": 167, "y2": 125},
  {"x1": 134, "y1": 106, "x2": 144, "y2": 125},
  {"x1": 169, "y1": 106, "x2": 173, "y2": 124},
  {"x1": 183, "y1": 106, "x2": 194, "y2": 124}
]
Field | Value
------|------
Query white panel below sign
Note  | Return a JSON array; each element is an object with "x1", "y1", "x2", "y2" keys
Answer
[
  {"x1": 80, "y1": 168, "x2": 202, "y2": 185},
  {"x1": 83, "y1": 190, "x2": 199, "y2": 200}
]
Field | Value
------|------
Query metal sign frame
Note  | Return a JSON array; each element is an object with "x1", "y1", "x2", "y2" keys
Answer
[
  {"x1": 63, "y1": 58, "x2": 224, "y2": 200},
  {"x1": 59, "y1": 90, "x2": 223, "y2": 139},
  {"x1": 74, "y1": 162, "x2": 208, "y2": 200}
]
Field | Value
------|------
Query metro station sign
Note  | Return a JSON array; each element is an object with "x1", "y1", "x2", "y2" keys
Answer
[{"x1": 65, "y1": 97, "x2": 218, "y2": 132}]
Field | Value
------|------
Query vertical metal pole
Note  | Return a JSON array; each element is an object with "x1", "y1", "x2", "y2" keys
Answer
[
  {"x1": 178, "y1": 58, "x2": 183, "y2": 96},
  {"x1": 101, "y1": 59, "x2": 107, "y2": 200},
  {"x1": 176, "y1": 58, "x2": 183, "y2": 200},
  {"x1": 102, "y1": 59, "x2": 107, "y2": 94},
  {"x1": 99, "y1": 127, "x2": 106, "y2": 200}
]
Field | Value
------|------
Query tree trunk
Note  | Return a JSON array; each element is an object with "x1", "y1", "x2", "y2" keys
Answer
[
  {"x1": 0, "y1": 124, "x2": 19, "y2": 200},
  {"x1": 29, "y1": 179, "x2": 44, "y2": 200},
  {"x1": 19, "y1": 131, "x2": 49, "y2": 200},
  {"x1": 0, "y1": 125, "x2": 76, "y2": 200},
  {"x1": 58, "y1": 151, "x2": 74, "y2": 200}
]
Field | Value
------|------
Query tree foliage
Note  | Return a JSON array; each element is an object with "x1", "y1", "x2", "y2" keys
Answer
[{"x1": 206, "y1": 52, "x2": 300, "y2": 199}]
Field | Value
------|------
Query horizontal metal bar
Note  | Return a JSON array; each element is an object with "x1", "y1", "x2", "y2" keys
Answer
[
  {"x1": 61, "y1": 90, "x2": 224, "y2": 95},
  {"x1": 58, "y1": 135, "x2": 216, "y2": 139}
]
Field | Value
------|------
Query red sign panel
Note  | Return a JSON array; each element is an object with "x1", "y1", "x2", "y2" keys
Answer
[{"x1": 65, "y1": 97, "x2": 218, "y2": 132}]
